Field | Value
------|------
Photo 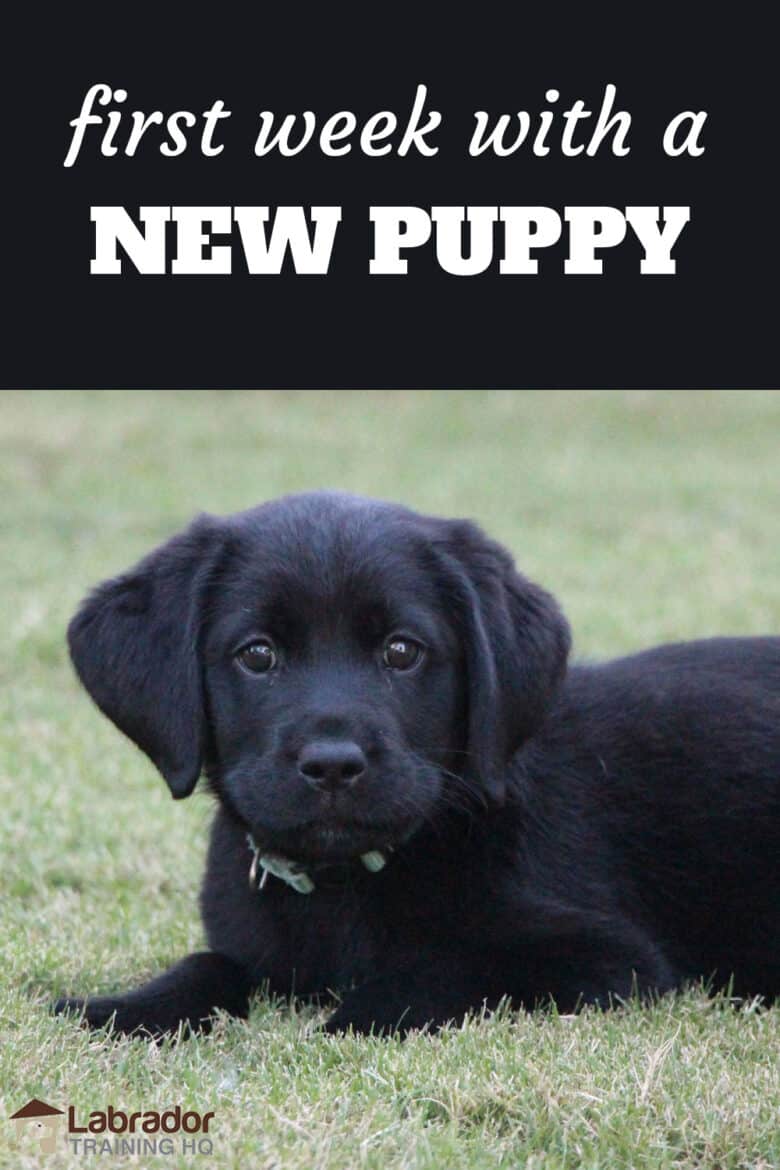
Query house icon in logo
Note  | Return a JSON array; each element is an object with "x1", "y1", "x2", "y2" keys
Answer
[{"x1": 10, "y1": 1099, "x2": 65, "y2": 1153}]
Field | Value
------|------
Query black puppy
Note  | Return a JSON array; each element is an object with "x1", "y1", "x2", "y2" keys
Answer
[{"x1": 55, "y1": 492, "x2": 780, "y2": 1036}]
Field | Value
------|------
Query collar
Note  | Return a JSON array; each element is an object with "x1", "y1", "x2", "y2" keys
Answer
[{"x1": 246, "y1": 833, "x2": 389, "y2": 895}]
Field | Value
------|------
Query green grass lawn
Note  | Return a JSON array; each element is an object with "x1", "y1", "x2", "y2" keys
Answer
[{"x1": 1, "y1": 389, "x2": 779, "y2": 1170}]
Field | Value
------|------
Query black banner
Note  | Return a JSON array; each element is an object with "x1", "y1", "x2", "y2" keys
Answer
[{"x1": 4, "y1": 10, "x2": 776, "y2": 388}]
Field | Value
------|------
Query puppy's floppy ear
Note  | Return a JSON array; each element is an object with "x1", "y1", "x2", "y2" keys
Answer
[
  {"x1": 432, "y1": 520, "x2": 571, "y2": 804},
  {"x1": 67, "y1": 515, "x2": 224, "y2": 799}
]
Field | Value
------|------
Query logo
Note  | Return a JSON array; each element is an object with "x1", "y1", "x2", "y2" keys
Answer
[
  {"x1": 9, "y1": 1098, "x2": 215, "y2": 1157},
  {"x1": 10, "y1": 1100, "x2": 65, "y2": 1154}
]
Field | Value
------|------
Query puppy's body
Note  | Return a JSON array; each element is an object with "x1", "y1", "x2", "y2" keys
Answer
[{"x1": 54, "y1": 494, "x2": 780, "y2": 1035}]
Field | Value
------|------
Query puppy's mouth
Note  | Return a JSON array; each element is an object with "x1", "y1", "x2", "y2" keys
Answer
[{"x1": 250, "y1": 815, "x2": 417, "y2": 866}]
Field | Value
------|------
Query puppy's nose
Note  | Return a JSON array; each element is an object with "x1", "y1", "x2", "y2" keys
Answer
[{"x1": 297, "y1": 741, "x2": 367, "y2": 792}]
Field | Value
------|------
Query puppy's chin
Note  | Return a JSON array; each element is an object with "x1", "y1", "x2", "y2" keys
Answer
[{"x1": 251, "y1": 816, "x2": 420, "y2": 866}]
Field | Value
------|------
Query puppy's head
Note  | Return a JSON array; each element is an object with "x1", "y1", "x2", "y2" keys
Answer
[{"x1": 68, "y1": 493, "x2": 570, "y2": 862}]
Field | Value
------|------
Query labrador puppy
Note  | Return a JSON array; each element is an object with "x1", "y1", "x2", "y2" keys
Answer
[{"x1": 54, "y1": 492, "x2": 780, "y2": 1036}]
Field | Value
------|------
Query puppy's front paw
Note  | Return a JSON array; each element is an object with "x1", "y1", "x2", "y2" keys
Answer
[
  {"x1": 324, "y1": 982, "x2": 437, "y2": 1037},
  {"x1": 52, "y1": 953, "x2": 252, "y2": 1038},
  {"x1": 53, "y1": 995, "x2": 124, "y2": 1032},
  {"x1": 52, "y1": 993, "x2": 197, "y2": 1037}
]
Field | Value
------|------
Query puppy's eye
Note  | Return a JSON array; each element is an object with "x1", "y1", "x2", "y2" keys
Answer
[
  {"x1": 236, "y1": 640, "x2": 277, "y2": 674},
  {"x1": 383, "y1": 637, "x2": 424, "y2": 671}
]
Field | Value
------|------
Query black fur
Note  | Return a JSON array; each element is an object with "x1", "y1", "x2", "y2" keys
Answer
[{"x1": 54, "y1": 492, "x2": 780, "y2": 1036}]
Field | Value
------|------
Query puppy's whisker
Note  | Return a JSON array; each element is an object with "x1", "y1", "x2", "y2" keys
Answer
[
  {"x1": 404, "y1": 748, "x2": 481, "y2": 795},
  {"x1": 388, "y1": 745, "x2": 486, "y2": 819}
]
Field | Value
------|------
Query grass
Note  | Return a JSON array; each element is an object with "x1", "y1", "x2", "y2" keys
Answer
[{"x1": 1, "y1": 389, "x2": 779, "y2": 1169}]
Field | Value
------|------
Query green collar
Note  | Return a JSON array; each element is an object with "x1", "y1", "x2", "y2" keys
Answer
[{"x1": 246, "y1": 834, "x2": 387, "y2": 895}]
